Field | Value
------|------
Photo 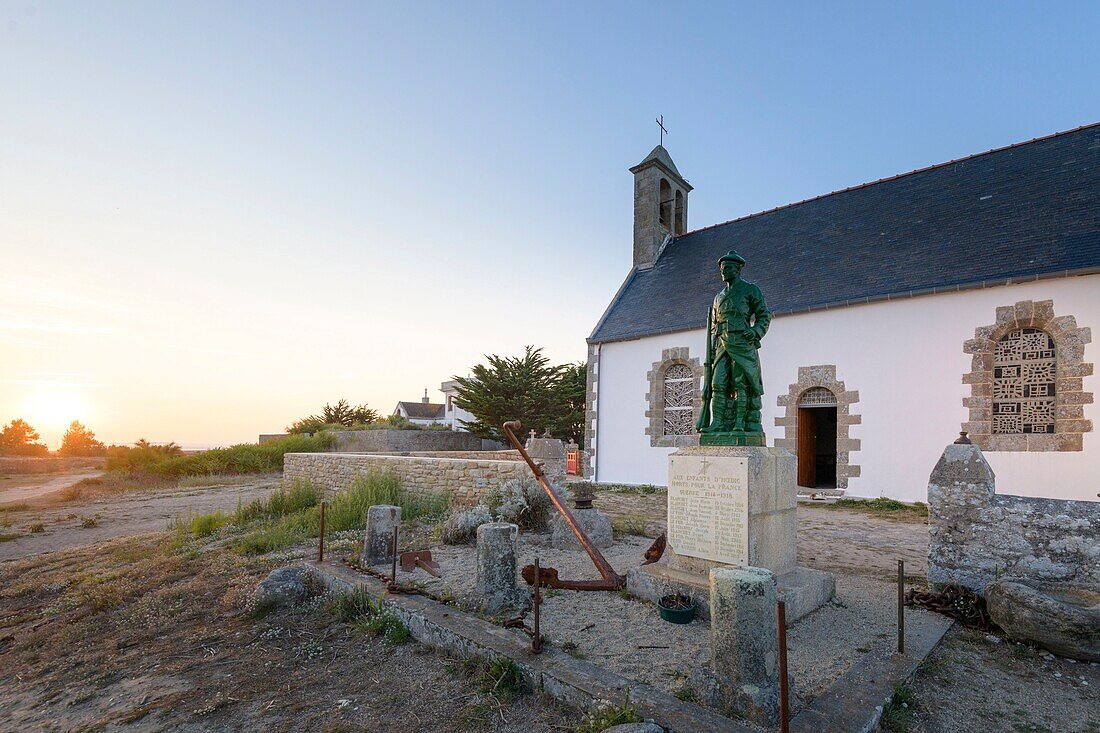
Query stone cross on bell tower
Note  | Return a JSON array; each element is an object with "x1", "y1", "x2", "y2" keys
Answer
[{"x1": 629, "y1": 136, "x2": 692, "y2": 270}]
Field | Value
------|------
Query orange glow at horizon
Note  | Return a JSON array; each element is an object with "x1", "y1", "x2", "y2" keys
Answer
[{"x1": 20, "y1": 391, "x2": 93, "y2": 438}]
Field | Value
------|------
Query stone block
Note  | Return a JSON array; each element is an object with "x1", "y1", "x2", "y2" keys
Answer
[
  {"x1": 703, "y1": 566, "x2": 780, "y2": 727},
  {"x1": 747, "y1": 510, "x2": 797, "y2": 575},
  {"x1": 928, "y1": 441, "x2": 1100, "y2": 592},
  {"x1": 364, "y1": 505, "x2": 401, "y2": 565},
  {"x1": 987, "y1": 581, "x2": 1100, "y2": 662},
  {"x1": 476, "y1": 522, "x2": 524, "y2": 612},
  {"x1": 550, "y1": 508, "x2": 613, "y2": 550}
]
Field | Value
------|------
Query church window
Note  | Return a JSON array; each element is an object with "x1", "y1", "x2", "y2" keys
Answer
[
  {"x1": 674, "y1": 190, "x2": 685, "y2": 234},
  {"x1": 963, "y1": 300, "x2": 1093, "y2": 452},
  {"x1": 797, "y1": 386, "x2": 837, "y2": 407},
  {"x1": 992, "y1": 328, "x2": 1056, "y2": 434},
  {"x1": 659, "y1": 178, "x2": 672, "y2": 228},
  {"x1": 646, "y1": 348, "x2": 701, "y2": 447},
  {"x1": 662, "y1": 363, "x2": 695, "y2": 436}
]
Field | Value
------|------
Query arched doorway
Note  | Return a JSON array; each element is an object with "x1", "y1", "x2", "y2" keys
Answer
[{"x1": 796, "y1": 387, "x2": 837, "y2": 489}]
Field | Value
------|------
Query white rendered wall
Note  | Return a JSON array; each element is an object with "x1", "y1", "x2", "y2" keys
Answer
[{"x1": 594, "y1": 275, "x2": 1099, "y2": 503}]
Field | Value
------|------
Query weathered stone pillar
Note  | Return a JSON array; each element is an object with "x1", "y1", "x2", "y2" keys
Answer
[
  {"x1": 698, "y1": 566, "x2": 780, "y2": 727},
  {"x1": 364, "y1": 505, "x2": 401, "y2": 565},
  {"x1": 476, "y1": 522, "x2": 521, "y2": 612}
]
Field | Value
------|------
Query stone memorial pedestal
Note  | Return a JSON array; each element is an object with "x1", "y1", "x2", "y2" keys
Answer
[{"x1": 627, "y1": 446, "x2": 834, "y2": 623}]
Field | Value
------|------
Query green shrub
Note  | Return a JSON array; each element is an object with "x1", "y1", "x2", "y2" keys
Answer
[
  {"x1": 326, "y1": 587, "x2": 378, "y2": 622},
  {"x1": 575, "y1": 703, "x2": 643, "y2": 733},
  {"x1": 880, "y1": 684, "x2": 918, "y2": 731},
  {"x1": 326, "y1": 472, "x2": 449, "y2": 531},
  {"x1": 235, "y1": 481, "x2": 321, "y2": 524},
  {"x1": 233, "y1": 511, "x2": 316, "y2": 555},
  {"x1": 461, "y1": 656, "x2": 527, "y2": 700},
  {"x1": 107, "y1": 434, "x2": 333, "y2": 479},
  {"x1": 831, "y1": 497, "x2": 929, "y2": 517},
  {"x1": 327, "y1": 588, "x2": 408, "y2": 644},
  {"x1": 189, "y1": 511, "x2": 230, "y2": 538}
]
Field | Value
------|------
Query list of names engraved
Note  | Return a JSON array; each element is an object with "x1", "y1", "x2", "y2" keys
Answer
[{"x1": 667, "y1": 455, "x2": 749, "y2": 565}]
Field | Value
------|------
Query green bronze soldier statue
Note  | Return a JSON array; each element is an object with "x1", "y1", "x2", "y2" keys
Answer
[{"x1": 696, "y1": 250, "x2": 772, "y2": 446}]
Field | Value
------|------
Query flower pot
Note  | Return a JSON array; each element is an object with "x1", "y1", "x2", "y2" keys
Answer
[{"x1": 658, "y1": 594, "x2": 697, "y2": 624}]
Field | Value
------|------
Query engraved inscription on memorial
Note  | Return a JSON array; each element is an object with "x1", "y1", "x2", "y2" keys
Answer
[{"x1": 667, "y1": 455, "x2": 749, "y2": 565}]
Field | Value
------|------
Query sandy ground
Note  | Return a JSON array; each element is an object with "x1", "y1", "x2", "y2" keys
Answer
[
  {"x1": 0, "y1": 475, "x2": 283, "y2": 561},
  {"x1": 364, "y1": 528, "x2": 941, "y2": 715}
]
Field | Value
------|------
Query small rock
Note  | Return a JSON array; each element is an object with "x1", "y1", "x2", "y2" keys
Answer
[
  {"x1": 1054, "y1": 672, "x2": 1063, "y2": 678},
  {"x1": 252, "y1": 566, "x2": 315, "y2": 612},
  {"x1": 985, "y1": 634, "x2": 1001, "y2": 644}
]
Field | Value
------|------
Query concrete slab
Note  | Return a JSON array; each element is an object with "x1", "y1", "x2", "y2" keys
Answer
[
  {"x1": 308, "y1": 559, "x2": 752, "y2": 733},
  {"x1": 789, "y1": 608, "x2": 954, "y2": 733},
  {"x1": 307, "y1": 559, "x2": 947, "y2": 733}
]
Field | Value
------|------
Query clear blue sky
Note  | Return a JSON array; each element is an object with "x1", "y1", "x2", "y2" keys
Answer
[{"x1": 1, "y1": 1, "x2": 1097, "y2": 446}]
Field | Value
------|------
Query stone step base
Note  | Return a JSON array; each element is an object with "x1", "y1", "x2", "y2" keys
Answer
[{"x1": 626, "y1": 563, "x2": 835, "y2": 625}]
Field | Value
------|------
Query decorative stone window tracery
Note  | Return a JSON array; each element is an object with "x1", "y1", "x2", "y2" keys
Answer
[
  {"x1": 662, "y1": 363, "x2": 695, "y2": 436},
  {"x1": 798, "y1": 387, "x2": 837, "y2": 407},
  {"x1": 963, "y1": 300, "x2": 1093, "y2": 452},
  {"x1": 646, "y1": 347, "x2": 703, "y2": 447},
  {"x1": 992, "y1": 328, "x2": 1056, "y2": 435}
]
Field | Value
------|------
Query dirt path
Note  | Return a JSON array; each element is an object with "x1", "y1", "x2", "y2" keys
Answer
[
  {"x1": 0, "y1": 470, "x2": 105, "y2": 504},
  {"x1": 0, "y1": 479, "x2": 282, "y2": 562}
]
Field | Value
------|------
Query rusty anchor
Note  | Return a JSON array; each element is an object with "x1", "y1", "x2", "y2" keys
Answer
[{"x1": 503, "y1": 420, "x2": 626, "y2": 591}]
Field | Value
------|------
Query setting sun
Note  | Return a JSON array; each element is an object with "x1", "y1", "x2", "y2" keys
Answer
[{"x1": 22, "y1": 392, "x2": 91, "y2": 436}]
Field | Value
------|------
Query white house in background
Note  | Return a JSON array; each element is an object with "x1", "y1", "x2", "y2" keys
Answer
[
  {"x1": 393, "y1": 390, "x2": 446, "y2": 426},
  {"x1": 440, "y1": 380, "x2": 476, "y2": 431},
  {"x1": 585, "y1": 124, "x2": 1099, "y2": 504}
]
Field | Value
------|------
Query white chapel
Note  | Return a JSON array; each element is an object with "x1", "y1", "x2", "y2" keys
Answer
[{"x1": 585, "y1": 124, "x2": 1099, "y2": 503}]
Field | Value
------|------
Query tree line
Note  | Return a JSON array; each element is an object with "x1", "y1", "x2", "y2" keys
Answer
[
  {"x1": 286, "y1": 346, "x2": 585, "y2": 444},
  {"x1": 0, "y1": 419, "x2": 107, "y2": 457}
]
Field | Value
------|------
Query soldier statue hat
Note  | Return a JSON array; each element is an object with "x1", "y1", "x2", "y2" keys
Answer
[{"x1": 718, "y1": 250, "x2": 746, "y2": 265}]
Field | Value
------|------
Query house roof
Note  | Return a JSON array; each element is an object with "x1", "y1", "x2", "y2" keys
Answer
[
  {"x1": 394, "y1": 402, "x2": 446, "y2": 420},
  {"x1": 590, "y1": 123, "x2": 1100, "y2": 344}
]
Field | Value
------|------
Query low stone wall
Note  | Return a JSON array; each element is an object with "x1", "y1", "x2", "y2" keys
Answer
[
  {"x1": 283, "y1": 452, "x2": 530, "y2": 505},
  {"x1": 0, "y1": 457, "x2": 105, "y2": 476},
  {"x1": 327, "y1": 430, "x2": 483, "y2": 453},
  {"x1": 386, "y1": 450, "x2": 521, "y2": 461},
  {"x1": 928, "y1": 442, "x2": 1099, "y2": 592}
]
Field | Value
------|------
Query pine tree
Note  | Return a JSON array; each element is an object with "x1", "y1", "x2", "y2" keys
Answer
[
  {"x1": 0, "y1": 418, "x2": 49, "y2": 456},
  {"x1": 451, "y1": 346, "x2": 585, "y2": 443},
  {"x1": 58, "y1": 421, "x2": 107, "y2": 457}
]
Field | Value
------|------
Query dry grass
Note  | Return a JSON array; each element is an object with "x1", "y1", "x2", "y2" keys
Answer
[
  {"x1": 58, "y1": 473, "x2": 171, "y2": 501},
  {"x1": 0, "y1": 530, "x2": 579, "y2": 732}
]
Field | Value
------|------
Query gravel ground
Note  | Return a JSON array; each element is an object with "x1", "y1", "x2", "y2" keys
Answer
[{"x1": 365, "y1": 529, "x2": 939, "y2": 714}]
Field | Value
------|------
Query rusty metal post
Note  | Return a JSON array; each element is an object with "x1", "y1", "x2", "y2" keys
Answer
[
  {"x1": 318, "y1": 501, "x2": 326, "y2": 562},
  {"x1": 777, "y1": 599, "x2": 789, "y2": 733},
  {"x1": 391, "y1": 526, "x2": 399, "y2": 585},
  {"x1": 897, "y1": 559, "x2": 905, "y2": 654},
  {"x1": 532, "y1": 557, "x2": 542, "y2": 654}
]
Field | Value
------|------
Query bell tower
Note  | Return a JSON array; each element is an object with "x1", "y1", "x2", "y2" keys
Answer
[{"x1": 630, "y1": 145, "x2": 692, "y2": 269}]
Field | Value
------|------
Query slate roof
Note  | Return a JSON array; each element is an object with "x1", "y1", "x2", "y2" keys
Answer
[
  {"x1": 395, "y1": 401, "x2": 446, "y2": 420},
  {"x1": 590, "y1": 123, "x2": 1100, "y2": 344}
]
